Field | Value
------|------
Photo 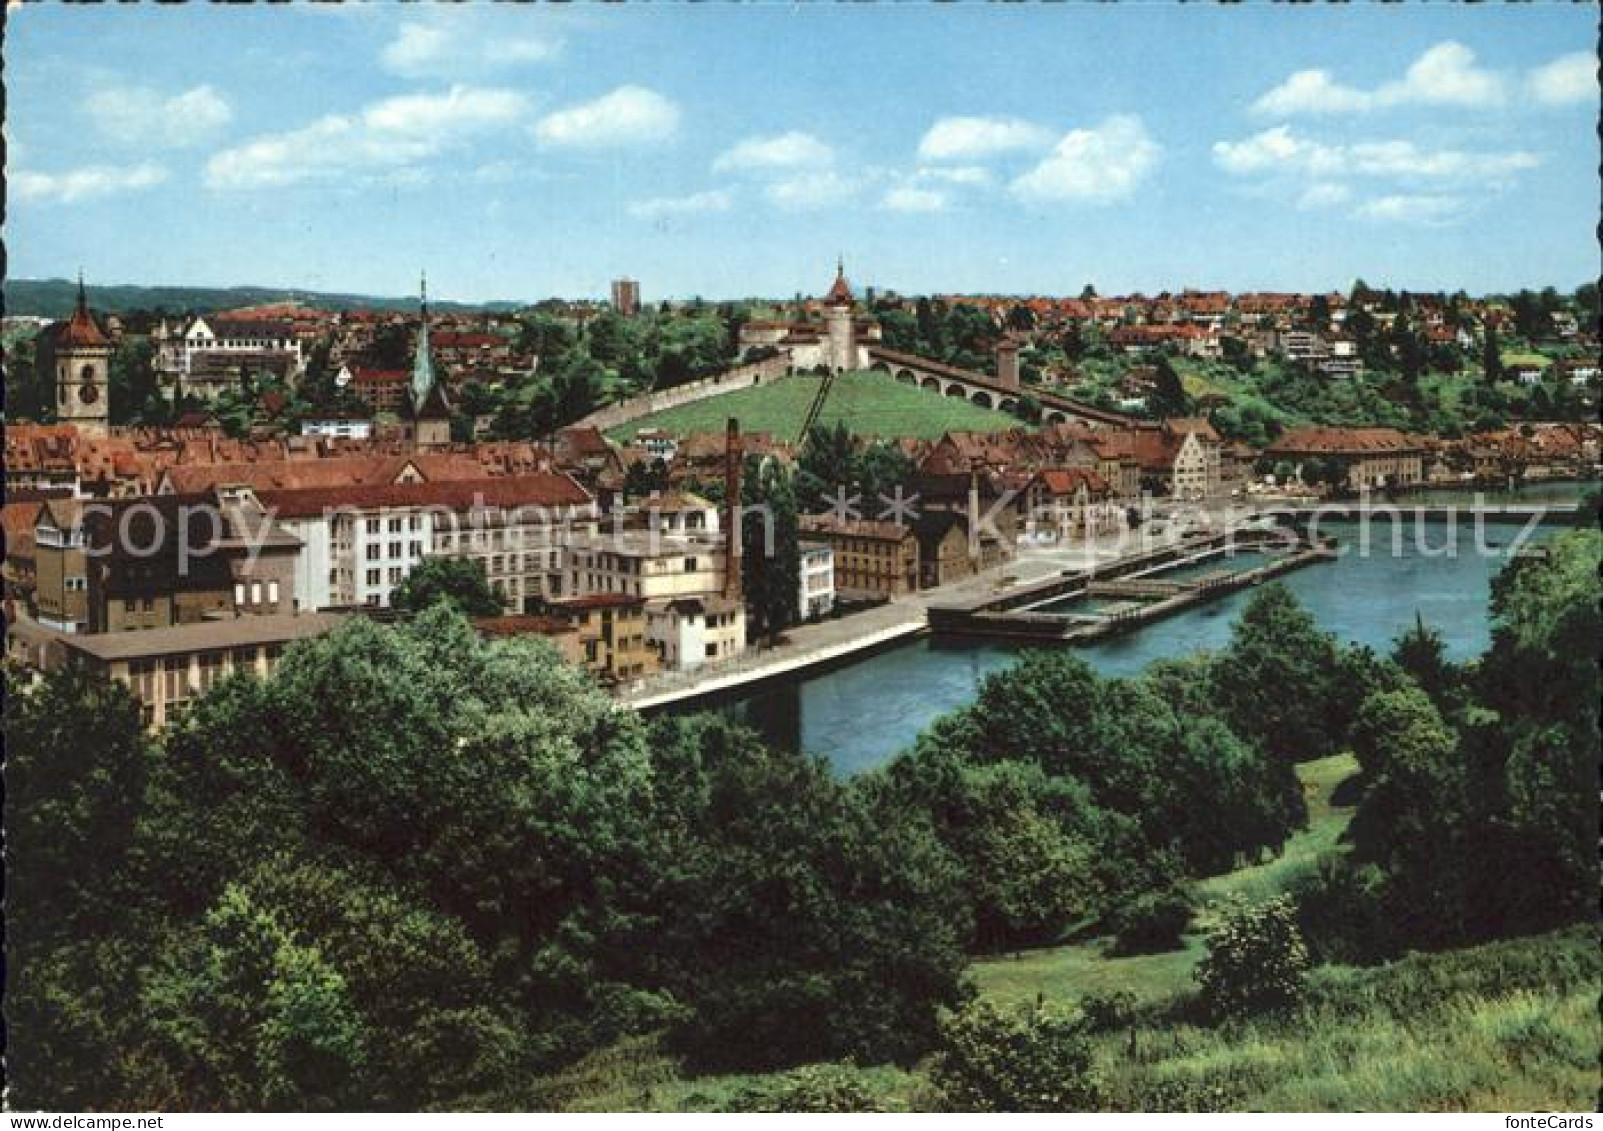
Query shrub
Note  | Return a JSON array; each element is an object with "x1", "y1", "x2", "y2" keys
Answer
[
  {"x1": 1077, "y1": 990, "x2": 1138, "y2": 1034},
  {"x1": 1108, "y1": 887, "x2": 1194, "y2": 955},
  {"x1": 726, "y1": 1063, "x2": 884, "y2": 1112},
  {"x1": 1194, "y1": 896, "x2": 1310, "y2": 1023},
  {"x1": 930, "y1": 1001, "x2": 1102, "y2": 1112}
]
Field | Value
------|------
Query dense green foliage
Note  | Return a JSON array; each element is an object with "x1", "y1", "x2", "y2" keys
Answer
[
  {"x1": 795, "y1": 420, "x2": 917, "y2": 514},
  {"x1": 872, "y1": 627, "x2": 1317, "y2": 953},
  {"x1": 8, "y1": 528, "x2": 1595, "y2": 1110},
  {"x1": 930, "y1": 1001, "x2": 1102, "y2": 1112},
  {"x1": 1295, "y1": 530, "x2": 1601, "y2": 962},
  {"x1": 388, "y1": 556, "x2": 506, "y2": 617},
  {"x1": 723, "y1": 1064, "x2": 887, "y2": 1112},
  {"x1": 4, "y1": 613, "x2": 968, "y2": 1109},
  {"x1": 1194, "y1": 896, "x2": 1311, "y2": 1022},
  {"x1": 738, "y1": 454, "x2": 801, "y2": 644}
]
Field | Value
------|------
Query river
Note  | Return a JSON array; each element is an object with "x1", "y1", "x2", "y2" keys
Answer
[{"x1": 698, "y1": 498, "x2": 1587, "y2": 775}]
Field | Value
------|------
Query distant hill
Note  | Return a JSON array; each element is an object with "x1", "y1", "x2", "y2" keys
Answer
[{"x1": 2, "y1": 278, "x2": 527, "y2": 319}]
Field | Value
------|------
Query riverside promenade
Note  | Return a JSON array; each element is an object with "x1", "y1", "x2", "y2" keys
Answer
[{"x1": 615, "y1": 525, "x2": 1191, "y2": 711}]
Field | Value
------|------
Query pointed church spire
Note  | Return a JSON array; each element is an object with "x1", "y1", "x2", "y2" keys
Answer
[
  {"x1": 411, "y1": 270, "x2": 438, "y2": 412},
  {"x1": 76, "y1": 269, "x2": 88, "y2": 315}
]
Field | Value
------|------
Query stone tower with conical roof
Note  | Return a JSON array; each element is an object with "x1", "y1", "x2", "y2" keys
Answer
[
  {"x1": 56, "y1": 274, "x2": 112, "y2": 436},
  {"x1": 823, "y1": 257, "x2": 856, "y2": 374}
]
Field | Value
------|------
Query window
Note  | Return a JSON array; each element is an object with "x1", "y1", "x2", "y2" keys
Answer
[
  {"x1": 234, "y1": 582, "x2": 247, "y2": 606},
  {"x1": 366, "y1": 568, "x2": 381, "y2": 586},
  {"x1": 267, "y1": 580, "x2": 279, "y2": 605},
  {"x1": 408, "y1": 515, "x2": 421, "y2": 531},
  {"x1": 388, "y1": 518, "x2": 402, "y2": 533},
  {"x1": 388, "y1": 567, "x2": 402, "y2": 583},
  {"x1": 389, "y1": 541, "x2": 402, "y2": 558},
  {"x1": 409, "y1": 542, "x2": 421, "y2": 558},
  {"x1": 163, "y1": 657, "x2": 189, "y2": 701},
  {"x1": 250, "y1": 581, "x2": 262, "y2": 605},
  {"x1": 366, "y1": 519, "x2": 380, "y2": 534},
  {"x1": 683, "y1": 557, "x2": 697, "y2": 572},
  {"x1": 366, "y1": 544, "x2": 380, "y2": 561},
  {"x1": 197, "y1": 650, "x2": 226, "y2": 693}
]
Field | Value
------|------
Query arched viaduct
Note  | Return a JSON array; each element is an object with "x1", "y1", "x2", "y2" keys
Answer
[{"x1": 863, "y1": 347, "x2": 1131, "y2": 429}]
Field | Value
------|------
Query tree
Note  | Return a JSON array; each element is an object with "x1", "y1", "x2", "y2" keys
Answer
[
  {"x1": 1390, "y1": 614, "x2": 1460, "y2": 714},
  {"x1": 1210, "y1": 584, "x2": 1346, "y2": 764},
  {"x1": 3, "y1": 663, "x2": 155, "y2": 1108},
  {"x1": 1194, "y1": 896, "x2": 1310, "y2": 1022},
  {"x1": 740, "y1": 453, "x2": 800, "y2": 644},
  {"x1": 1481, "y1": 322, "x2": 1504, "y2": 385},
  {"x1": 930, "y1": 1001, "x2": 1101, "y2": 1112},
  {"x1": 622, "y1": 456, "x2": 670, "y2": 498},
  {"x1": 144, "y1": 884, "x2": 368, "y2": 1110},
  {"x1": 388, "y1": 557, "x2": 504, "y2": 617},
  {"x1": 648, "y1": 714, "x2": 971, "y2": 1070},
  {"x1": 109, "y1": 337, "x2": 164, "y2": 425},
  {"x1": 1149, "y1": 355, "x2": 1191, "y2": 419}
]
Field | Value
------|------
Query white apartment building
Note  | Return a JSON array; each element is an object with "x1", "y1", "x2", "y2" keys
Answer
[
  {"x1": 154, "y1": 316, "x2": 306, "y2": 398},
  {"x1": 798, "y1": 541, "x2": 835, "y2": 621},
  {"x1": 563, "y1": 532, "x2": 731, "y2": 602},
  {"x1": 258, "y1": 475, "x2": 598, "y2": 612},
  {"x1": 646, "y1": 595, "x2": 746, "y2": 670}
]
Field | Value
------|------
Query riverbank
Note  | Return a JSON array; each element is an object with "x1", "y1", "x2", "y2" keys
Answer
[{"x1": 704, "y1": 516, "x2": 1564, "y2": 773}]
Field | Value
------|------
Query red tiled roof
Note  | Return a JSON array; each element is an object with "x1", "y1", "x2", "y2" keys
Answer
[
  {"x1": 825, "y1": 265, "x2": 854, "y2": 306},
  {"x1": 256, "y1": 473, "x2": 593, "y2": 518},
  {"x1": 799, "y1": 514, "x2": 915, "y2": 542},
  {"x1": 550, "y1": 593, "x2": 647, "y2": 611},
  {"x1": 1266, "y1": 427, "x2": 1425, "y2": 456},
  {"x1": 473, "y1": 615, "x2": 576, "y2": 637},
  {"x1": 60, "y1": 306, "x2": 111, "y2": 348}
]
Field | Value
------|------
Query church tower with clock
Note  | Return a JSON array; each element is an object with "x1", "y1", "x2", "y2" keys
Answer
[{"x1": 56, "y1": 275, "x2": 112, "y2": 436}]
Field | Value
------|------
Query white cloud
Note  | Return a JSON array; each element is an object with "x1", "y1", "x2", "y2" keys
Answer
[
  {"x1": 1353, "y1": 194, "x2": 1464, "y2": 224},
  {"x1": 881, "y1": 185, "x2": 947, "y2": 213},
  {"x1": 1253, "y1": 41, "x2": 1506, "y2": 115},
  {"x1": 12, "y1": 162, "x2": 167, "y2": 204},
  {"x1": 713, "y1": 131, "x2": 834, "y2": 172},
  {"x1": 382, "y1": 22, "x2": 560, "y2": 76},
  {"x1": 1212, "y1": 125, "x2": 1539, "y2": 182},
  {"x1": 1009, "y1": 115, "x2": 1160, "y2": 204},
  {"x1": 1527, "y1": 52, "x2": 1596, "y2": 107},
  {"x1": 628, "y1": 188, "x2": 734, "y2": 220},
  {"x1": 534, "y1": 86, "x2": 679, "y2": 148},
  {"x1": 917, "y1": 165, "x2": 993, "y2": 186},
  {"x1": 917, "y1": 115, "x2": 1052, "y2": 161},
  {"x1": 1296, "y1": 182, "x2": 1352, "y2": 210},
  {"x1": 765, "y1": 170, "x2": 858, "y2": 210},
  {"x1": 205, "y1": 85, "x2": 529, "y2": 189},
  {"x1": 86, "y1": 84, "x2": 232, "y2": 148}
]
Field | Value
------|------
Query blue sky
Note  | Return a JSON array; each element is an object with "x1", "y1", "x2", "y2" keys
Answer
[{"x1": 7, "y1": 3, "x2": 1598, "y2": 303}]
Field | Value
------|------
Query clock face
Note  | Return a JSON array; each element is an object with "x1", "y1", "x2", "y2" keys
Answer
[{"x1": 79, "y1": 383, "x2": 100, "y2": 405}]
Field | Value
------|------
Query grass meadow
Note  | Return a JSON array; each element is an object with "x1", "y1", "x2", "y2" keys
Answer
[{"x1": 607, "y1": 371, "x2": 1024, "y2": 443}]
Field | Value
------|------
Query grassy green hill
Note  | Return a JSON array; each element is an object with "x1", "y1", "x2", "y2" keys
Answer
[
  {"x1": 608, "y1": 371, "x2": 1025, "y2": 442},
  {"x1": 518, "y1": 752, "x2": 1599, "y2": 1111}
]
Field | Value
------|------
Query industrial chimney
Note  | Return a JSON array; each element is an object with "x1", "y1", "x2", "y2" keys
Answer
[{"x1": 723, "y1": 417, "x2": 743, "y2": 600}]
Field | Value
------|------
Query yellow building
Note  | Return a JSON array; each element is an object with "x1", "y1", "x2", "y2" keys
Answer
[{"x1": 797, "y1": 515, "x2": 918, "y2": 599}]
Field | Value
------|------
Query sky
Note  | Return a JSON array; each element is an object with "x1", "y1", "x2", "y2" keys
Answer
[{"x1": 6, "y1": 3, "x2": 1599, "y2": 304}]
